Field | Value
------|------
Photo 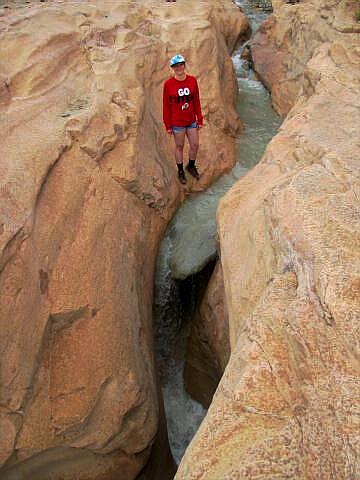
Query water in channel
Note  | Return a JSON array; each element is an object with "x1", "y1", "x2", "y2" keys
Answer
[{"x1": 153, "y1": 0, "x2": 281, "y2": 466}]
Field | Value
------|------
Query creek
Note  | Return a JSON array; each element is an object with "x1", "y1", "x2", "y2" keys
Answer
[{"x1": 153, "y1": 0, "x2": 281, "y2": 467}]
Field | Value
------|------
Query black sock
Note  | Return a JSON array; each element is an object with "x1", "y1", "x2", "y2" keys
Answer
[
  {"x1": 189, "y1": 159, "x2": 195, "y2": 168},
  {"x1": 177, "y1": 163, "x2": 184, "y2": 172}
]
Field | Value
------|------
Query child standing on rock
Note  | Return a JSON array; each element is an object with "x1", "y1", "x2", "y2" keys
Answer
[{"x1": 162, "y1": 54, "x2": 203, "y2": 184}]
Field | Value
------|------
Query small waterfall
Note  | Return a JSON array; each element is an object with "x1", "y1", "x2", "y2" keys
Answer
[{"x1": 153, "y1": 233, "x2": 207, "y2": 465}]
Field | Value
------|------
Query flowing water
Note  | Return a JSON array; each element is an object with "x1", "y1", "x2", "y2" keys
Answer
[{"x1": 153, "y1": 0, "x2": 281, "y2": 466}]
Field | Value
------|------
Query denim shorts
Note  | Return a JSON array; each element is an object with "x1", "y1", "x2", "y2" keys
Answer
[{"x1": 172, "y1": 121, "x2": 197, "y2": 133}]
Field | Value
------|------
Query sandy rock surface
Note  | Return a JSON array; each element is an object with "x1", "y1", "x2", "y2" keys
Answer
[
  {"x1": 0, "y1": 1, "x2": 248, "y2": 478},
  {"x1": 176, "y1": 1, "x2": 360, "y2": 479}
]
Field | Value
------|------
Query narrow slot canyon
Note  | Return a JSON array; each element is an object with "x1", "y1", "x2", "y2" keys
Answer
[
  {"x1": 153, "y1": 0, "x2": 282, "y2": 471},
  {"x1": 0, "y1": 0, "x2": 359, "y2": 479}
]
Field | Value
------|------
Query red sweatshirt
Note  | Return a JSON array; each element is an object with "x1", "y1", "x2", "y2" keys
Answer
[{"x1": 163, "y1": 75, "x2": 203, "y2": 131}]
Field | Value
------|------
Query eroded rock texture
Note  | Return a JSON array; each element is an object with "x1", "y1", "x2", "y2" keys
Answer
[
  {"x1": 0, "y1": 1, "x2": 249, "y2": 478},
  {"x1": 176, "y1": 1, "x2": 360, "y2": 479},
  {"x1": 251, "y1": 0, "x2": 360, "y2": 115}
]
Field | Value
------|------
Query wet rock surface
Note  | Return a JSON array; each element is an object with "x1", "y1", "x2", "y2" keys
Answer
[{"x1": 184, "y1": 262, "x2": 230, "y2": 409}]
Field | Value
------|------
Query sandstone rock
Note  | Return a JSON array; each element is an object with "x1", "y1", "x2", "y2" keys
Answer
[
  {"x1": 0, "y1": 1, "x2": 249, "y2": 478},
  {"x1": 175, "y1": 1, "x2": 360, "y2": 478},
  {"x1": 251, "y1": 0, "x2": 360, "y2": 115}
]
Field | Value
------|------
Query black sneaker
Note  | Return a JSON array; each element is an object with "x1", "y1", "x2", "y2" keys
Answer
[
  {"x1": 186, "y1": 164, "x2": 200, "y2": 180},
  {"x1": 178, "y1": 170, "x2": 186, "y2": 184}
]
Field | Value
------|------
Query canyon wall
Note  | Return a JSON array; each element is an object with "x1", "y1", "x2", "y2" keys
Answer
[
  {"x1": 0, "y1": 1, "x2": 248, "y2": 478},
  {"x1": 176, "y1": 1, "x2": 360, "y2": 478}
]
